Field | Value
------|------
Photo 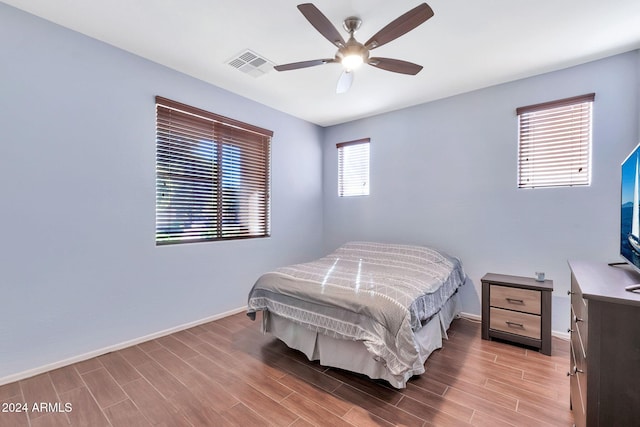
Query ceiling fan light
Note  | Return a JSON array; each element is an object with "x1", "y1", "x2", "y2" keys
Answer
[{"x1": 342, "y1": 54, "x2": 363, "y2": 70}]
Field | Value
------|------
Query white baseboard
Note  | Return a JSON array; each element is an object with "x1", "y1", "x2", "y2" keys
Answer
[
  {"x1": 0, "y1": 306, "x2": 247, "y2": 387},
  {"x1": 458, "y1": 311, "x2": 481, "y2": 321},
  {"x1": 458, "y1": 311, "x2": 569, "y2": 341},
  {"x1": 552, "y1": 330, "x2": 570, "y2": 341}
]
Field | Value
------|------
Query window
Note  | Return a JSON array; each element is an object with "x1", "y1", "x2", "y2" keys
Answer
[
  {"x1": 155, "y1": 96, "x2": 272, "y2": 245},
  {"x1": 337, "y1": 138, "x2": 370, "y2": 197},
  {"x1": 517, "y1": 93, "x2": 595, "y2": 189}
]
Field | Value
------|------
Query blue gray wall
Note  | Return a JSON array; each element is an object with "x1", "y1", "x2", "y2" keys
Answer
[
  {"x1": 322, "y1": 51, "x2": 640, "y2": 332},
  {"x1": 0, "y1": 4, "x2": 324, "y2": 381}
]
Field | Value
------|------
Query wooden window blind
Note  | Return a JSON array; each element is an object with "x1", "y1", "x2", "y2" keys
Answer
[
  {"x1": 337, "y1": 138, "x2": 370, "y2": 197},
  {"x1": 155, "y1": 96, "x2": 272, "y2": 245},
  {"x1": 517, "y1": 93, "x2": 594, "y2": 189}
]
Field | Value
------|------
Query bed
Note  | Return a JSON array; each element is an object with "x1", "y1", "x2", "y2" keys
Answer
[{"x1": 246, "y1": 241, "x2": 467, "y2": 388}]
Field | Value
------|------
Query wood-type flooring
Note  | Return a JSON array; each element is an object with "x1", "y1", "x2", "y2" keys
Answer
[{"x1": 0, "y1": 313, "x2": 573, "y2": 426}]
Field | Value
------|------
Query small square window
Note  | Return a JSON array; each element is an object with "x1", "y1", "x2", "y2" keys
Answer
[
  {"x1": 517, "y1": 93, "x2": 594, "y2": 189},
  {"x1": 337, "y1": 138, "x2": 370, "y2": 197}
]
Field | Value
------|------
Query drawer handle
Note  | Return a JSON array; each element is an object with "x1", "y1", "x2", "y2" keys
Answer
[
  {"x1": 567, "y1": 290, "x2": 574, "y2": 296},
  {"x1": 574, "y1": 315, "x2": 584, "y2": 323},
  {"x1": 505, "y1": 298, "x2": 524, "y2": 305},
  {"x1": 505, "y1": 321, "x2": 524, "y2": 329},
  {"x1": 567, "y1": 328, "x2": 574, "y2": 333},
  {"x1": 567, "y1": 365, "x2": 584, "y2": 376}
]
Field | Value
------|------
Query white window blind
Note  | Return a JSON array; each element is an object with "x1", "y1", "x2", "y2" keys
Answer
[
  {"x1": 337, "y1": 138, "x2": 370, "y2": 197},
  {"x1": 155, "y1": 96, "x2": 272, "y2": 245},
  {"x1": 517, "y1": 93, "x2": 594, "y2": 189}
]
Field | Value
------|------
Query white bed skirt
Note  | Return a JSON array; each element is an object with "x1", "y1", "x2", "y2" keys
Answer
[{"x1": 261, "y1": 291, "x2": 461, "y2": 388}]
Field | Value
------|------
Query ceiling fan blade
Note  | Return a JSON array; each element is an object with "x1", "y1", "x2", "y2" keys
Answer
[
  {"x1": 274, "y1": 59, "x2": 335, "y2": 71},
  {"x1": 368, "y1": 57, "x2": 423, "y2": 75},
  {"x1": 365, "y1": 3, "x2": 434, "y2": 50},
  {"x1": 336, "y1": 70, "x2": 354, "y2": 94},
  {"x1": 297, "y1": 3, "x2": 346, "y2": 48}
]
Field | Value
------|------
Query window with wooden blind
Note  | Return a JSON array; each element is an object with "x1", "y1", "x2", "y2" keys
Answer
[
  {"x1": 155, "y1": 96, "x2": 272, "y2": 245},
  {"x1": 337, "y1": 138, "x2": 370, "y2": 197},
  {"x1": 517, "y1": 93, "x2": 594, "y2": 189}
]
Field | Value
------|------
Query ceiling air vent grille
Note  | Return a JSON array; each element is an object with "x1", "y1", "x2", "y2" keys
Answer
[{"x1": 226, "y1": 50, "x2": 274, "y2": 78}]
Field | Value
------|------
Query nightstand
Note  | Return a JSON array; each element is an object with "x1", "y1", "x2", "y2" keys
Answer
[{"x1": 481, "y1": 273, "x2": 553, "y2": 355}]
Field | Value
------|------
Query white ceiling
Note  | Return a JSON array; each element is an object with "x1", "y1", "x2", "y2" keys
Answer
[{"x1": 4, "y1": 0, "x2": 640, "y2": 126}]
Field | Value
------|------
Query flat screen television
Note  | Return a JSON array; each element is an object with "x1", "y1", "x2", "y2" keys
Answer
[{"x1": 620, "y1": 142, "x2": 640, "y2": 271}]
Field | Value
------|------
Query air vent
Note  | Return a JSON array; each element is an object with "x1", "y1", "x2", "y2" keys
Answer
[{"x1": 226, "y1": 50, "x2": 274, "y2": 78}]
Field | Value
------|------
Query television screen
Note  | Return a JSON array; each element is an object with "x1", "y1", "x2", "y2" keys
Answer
[{"x1": 621, "y1": 142, "x2": 640, "y2": 270}]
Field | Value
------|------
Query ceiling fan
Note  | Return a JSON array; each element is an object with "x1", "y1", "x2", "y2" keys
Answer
[{"x1": 274, "y1": 3, "x2": 434, "y2": 93}]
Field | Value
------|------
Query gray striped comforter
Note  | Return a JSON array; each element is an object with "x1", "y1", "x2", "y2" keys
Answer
[{"x1": 247, "y1": 242, "x2": 466, "y2": 377}]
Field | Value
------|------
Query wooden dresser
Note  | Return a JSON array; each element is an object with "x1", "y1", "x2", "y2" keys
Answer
[
  {"x1": 568, "y1": 260, "x2": 640, "y2": 427},
  {"x1": 481, "y1": 273, "x2": 553, "y2": 355}
]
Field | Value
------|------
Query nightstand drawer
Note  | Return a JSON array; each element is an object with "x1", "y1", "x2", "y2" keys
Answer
[
  {"x1": 489, "y1": 307, "x2": 541, "y2": 339},
  {"x1": 490, "y1": 285, "x2": 541, "y2": 314}
]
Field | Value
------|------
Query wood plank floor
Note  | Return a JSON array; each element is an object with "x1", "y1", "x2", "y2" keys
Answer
[{"x1": 0, "y1": 313, "x2": 573, "y2": 426}]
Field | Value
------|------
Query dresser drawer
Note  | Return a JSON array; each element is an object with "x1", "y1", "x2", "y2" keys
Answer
[
  {"x1": 572, "y1": 330, "x2": 587, "y2": 395},
  {"x1": 490, "y1": 285, "x2": 541, "y2": 315},
  {"x1": 571, "y1": 274, "x2": 588, "y2": 325},
  {"x1": 489, "y1": 307, "x2": 541, "y2": 339},
  {"x1": 571, "y1": 304, "x2": 588, "y2": 356},
  {"x1": 570, "y1": 337, "x2": 586, "y2": 427}
]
